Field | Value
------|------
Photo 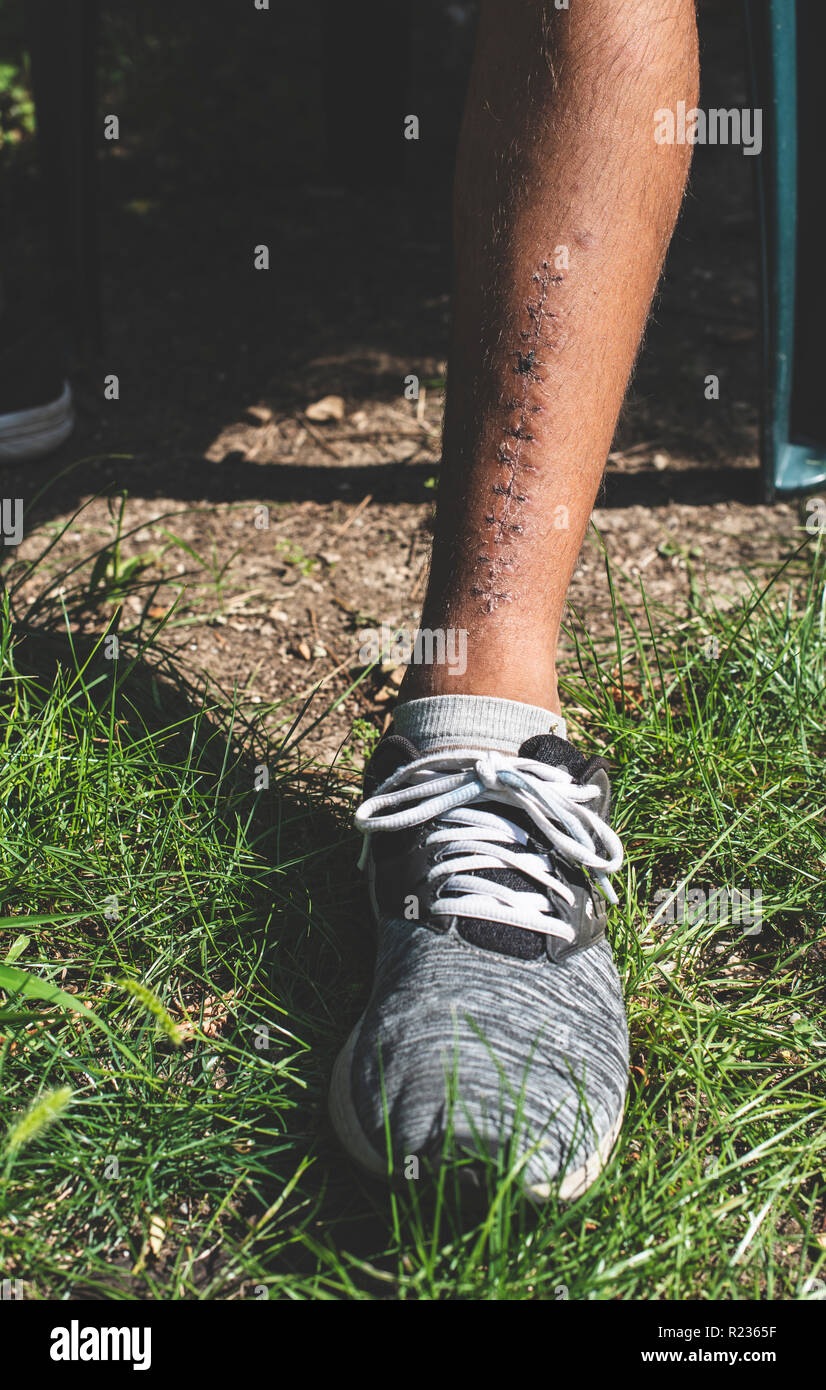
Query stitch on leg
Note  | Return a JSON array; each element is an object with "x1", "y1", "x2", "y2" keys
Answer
[{"x1": 473, "y1": 260, "x2": 560, "y2": 613}]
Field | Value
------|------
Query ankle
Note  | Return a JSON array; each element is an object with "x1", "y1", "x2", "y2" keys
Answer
[{"x1": 398, "y1": 661, "x2": 560, "y2": 717}]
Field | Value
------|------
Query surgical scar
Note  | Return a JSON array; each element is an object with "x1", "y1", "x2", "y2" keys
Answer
[{"x1": 472, "y1": 261, "x2": 560, "y2": 613}]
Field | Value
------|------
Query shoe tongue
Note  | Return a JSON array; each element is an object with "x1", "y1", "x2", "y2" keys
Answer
[
  {"x1": 519, "y1": 731, "x2": 588, "y2": 778},
  {"x1": 365, "y1": 727, "x2": 593, "y2": 963},
  {"x1": 458, "y1": 732, "x2": 594, "y2": 962}
]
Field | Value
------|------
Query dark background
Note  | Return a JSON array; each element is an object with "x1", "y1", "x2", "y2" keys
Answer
[{"x1": 0, "y1": 0, "x2": 764, "y2": 528}]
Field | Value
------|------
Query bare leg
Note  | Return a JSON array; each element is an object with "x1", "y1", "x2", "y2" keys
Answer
[{"x1": 402, "y1": 0, "x2": 699, "y2": 713}]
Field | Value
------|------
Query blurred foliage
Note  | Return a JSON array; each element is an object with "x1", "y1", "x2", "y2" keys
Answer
[
  {"x1": 0, "y1": 56, "x2": 34, "y2": 147},
  {"x1": 0, "y1": 0, "x2": 322, "y2": 182}
]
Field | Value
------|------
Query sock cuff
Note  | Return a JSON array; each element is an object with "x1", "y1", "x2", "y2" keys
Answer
[{"x1": 393, "y1": 694, "x2": 566, "y2": 755}]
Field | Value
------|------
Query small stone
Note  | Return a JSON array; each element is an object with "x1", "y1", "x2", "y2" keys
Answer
[{"x1": 305, "y1": 395, "x2": 345, "y2": 422}]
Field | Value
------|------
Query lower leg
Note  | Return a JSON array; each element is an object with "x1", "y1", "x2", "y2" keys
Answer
[{"x1": 401, "y1": 0, "x2": 698, "y2": 713}]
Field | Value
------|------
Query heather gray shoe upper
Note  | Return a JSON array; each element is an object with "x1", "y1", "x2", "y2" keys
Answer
[{"x1": 336, "y1": 729, "x2": 629, "y2": 1196}]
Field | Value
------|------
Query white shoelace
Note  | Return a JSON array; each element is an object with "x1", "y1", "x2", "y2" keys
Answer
[{"x1": 355, "y1": 749, "x2": 624, "y2": 942}]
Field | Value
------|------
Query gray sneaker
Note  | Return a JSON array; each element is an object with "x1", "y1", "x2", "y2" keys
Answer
[{"x1": 328, "y1": 730, "x2": 628, "y2": 1200}]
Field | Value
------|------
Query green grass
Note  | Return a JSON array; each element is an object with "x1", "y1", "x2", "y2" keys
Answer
[{"x1": 0, "y1": 518, "x2": 824, "y2": 1300}]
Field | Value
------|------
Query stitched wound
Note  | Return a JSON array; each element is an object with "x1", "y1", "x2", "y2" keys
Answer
[{"x1": 473, "y1": 261, "x2": 557, "y2": 613}]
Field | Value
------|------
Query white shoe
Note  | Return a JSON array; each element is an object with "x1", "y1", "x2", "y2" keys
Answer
[{"x1": 0, "y1": 380, "x2": 75, "y2": 464}]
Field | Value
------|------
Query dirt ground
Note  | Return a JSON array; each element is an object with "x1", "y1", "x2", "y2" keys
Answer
[{"x1": 4, "y1": 0, "x2": 812, "y2": 766}]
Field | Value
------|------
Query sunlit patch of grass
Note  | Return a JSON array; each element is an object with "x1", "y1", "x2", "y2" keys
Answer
[{"x1": 0, "y1": 510, "x2": 823, "y2": 1299}]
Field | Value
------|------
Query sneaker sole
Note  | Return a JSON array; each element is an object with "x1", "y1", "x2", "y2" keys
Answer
[
  {"x1": 0, "y1": 382, "x2": 74, "y2": 463},
  {"x1": 328, "y1": 1014, "x2": 623, "y2": 1202}
]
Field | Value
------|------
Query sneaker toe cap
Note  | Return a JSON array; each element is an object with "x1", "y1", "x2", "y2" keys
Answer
[{"x1": 345, "y1": 922, "x2": 628, "y2": 1193}]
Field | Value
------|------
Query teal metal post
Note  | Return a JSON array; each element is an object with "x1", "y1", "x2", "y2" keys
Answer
[{"x1": 746, "y1": 0, "x2": 826, "y2": 499}]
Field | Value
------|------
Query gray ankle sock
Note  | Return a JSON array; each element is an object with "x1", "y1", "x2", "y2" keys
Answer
[{"x1": 393, "y1": 693, "x2": 566, "y2": 755}]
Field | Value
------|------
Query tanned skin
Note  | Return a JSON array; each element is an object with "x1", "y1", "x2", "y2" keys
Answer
[{"x1": 401, "y1": 0, "x2": 699, "y2": 715}]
